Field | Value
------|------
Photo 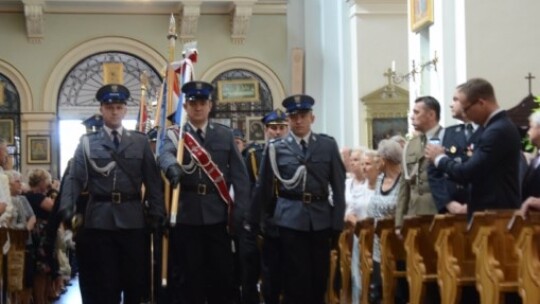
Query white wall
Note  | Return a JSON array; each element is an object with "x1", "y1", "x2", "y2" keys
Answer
[{"x1": 465, "y1": 0, "x2": 540, "y2": 108}]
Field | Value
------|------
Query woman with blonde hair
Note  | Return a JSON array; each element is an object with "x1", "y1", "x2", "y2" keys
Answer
[
  {"x1": 24, "y1": 168, "x2": 55, "y2": 304},
  {"x1": 345, "y1": 148, "x2": 381, "y2": 304}
]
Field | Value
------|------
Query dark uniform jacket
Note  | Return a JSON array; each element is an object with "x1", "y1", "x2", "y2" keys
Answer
[
  {"x1": 428, "y1": 124, "x2": 482, "y2": 211},
  {"x1": 158, "y1": 122, "x2": 250, "y2": 226},
  {"x1": 252, "y1": 132, "x2": 346, "y2": 232},
  {"x1": 438, "y1": 111, "x2": 521, "y2": 216},
  {"x1": 522, "y1": 154, "x2": 540, "y2": 200},
  {"x1": 61, "y1": 128, "x2": 165, "y2": 230}
]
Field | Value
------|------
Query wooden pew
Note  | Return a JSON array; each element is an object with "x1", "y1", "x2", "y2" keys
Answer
[
  {"x1": 431, "y1": 214, "x2": 476, "y2": 304},
  {"x1": 401, "y1": 214, "x2": 438, "y2": 304},
  {"x1": 328, "y1": 248, "x2": 339, "y2": 304},
  {"x1": 375, "y1": 217, "x2": 406, "y2": 304},
  {"x1": 468, "y1": 210, "x2": 518, "y2": 304},
  {"x1": 508, "y1": 211, "x2": 540, "y2": 304},
  {"x1": 0, "y1": 229, "x2": 29, "y2": 292},
  {"x1": 356, "y1": 217, "x2": 374, "y2": 304},
  {"x1": 338, "y1": 224, "x2": 354, "y2": 304}
]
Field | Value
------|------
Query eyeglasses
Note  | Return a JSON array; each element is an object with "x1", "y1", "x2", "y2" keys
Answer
[{"x1": 462, "y1": 100, "x2": 479, "y2": 113}]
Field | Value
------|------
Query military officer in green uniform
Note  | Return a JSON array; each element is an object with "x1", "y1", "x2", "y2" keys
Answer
[
  {"x1": 395, "y1": 96, "x2": 442, "y2": 229},
  {"x1": 60, "y1": 84, "x2": 165, "y2": 304},
  {"x1": 252, "y1": 95, "x2": 346, "y2": 304}
]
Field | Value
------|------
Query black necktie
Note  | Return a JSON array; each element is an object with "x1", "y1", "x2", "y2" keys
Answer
[
  {"x1": 465, "y1": 123, "x2": 474, "y2": 141},
  {"x1": 111, "y1": 130, "x2": 120, "y2": 149},
  {"x1": 300, "y1": 139, "x2": 307, "y2": 155},
  {"x1": 196, "y1": 129, "x2": 205, "y2": 143}
]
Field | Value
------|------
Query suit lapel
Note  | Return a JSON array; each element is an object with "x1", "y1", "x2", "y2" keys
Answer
[{"x1": 304, "y1": 133, "x2": 319, "y2": 160}]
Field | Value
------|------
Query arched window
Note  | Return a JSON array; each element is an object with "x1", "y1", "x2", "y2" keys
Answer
[
  {"x1": 0, "y1": 74, "x2": 21, "y2": 170},
  {"x1": 56, "y1": 52, "x2": 162, "y2": 173}
]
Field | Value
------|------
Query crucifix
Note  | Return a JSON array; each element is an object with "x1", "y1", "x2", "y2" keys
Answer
[
  {"x1": 383, "y1": 67, "x2": 396, "y2": 88},
  {"x1": 525, "y1": 72, "x2": 535, "y2": 94}
]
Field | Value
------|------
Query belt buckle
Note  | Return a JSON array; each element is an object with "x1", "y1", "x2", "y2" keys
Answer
[
  {"x1": 112, "y1": 192, "x2": 121, "y2": 204},
  {"x1": 302, "y1": 193, "x2": 312, "y2": 204},
  {"x1": 197, "y1": 184, "x2": 207, "y2": 195}
]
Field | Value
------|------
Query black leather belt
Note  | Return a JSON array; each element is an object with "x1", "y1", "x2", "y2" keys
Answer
[
  {"x1": 92, "y1": 192, "x2": 141, "y2": 204},
  {"x1": 182, "y1": 183, "x2": 217, "y2": 195},
  {"x1": 278, "y1": 192, "x2": 327, "y2": 204}
]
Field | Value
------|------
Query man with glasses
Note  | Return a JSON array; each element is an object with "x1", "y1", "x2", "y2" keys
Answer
[{"x1": 425, "y1": 78, "x2": 522, "y2": 218}]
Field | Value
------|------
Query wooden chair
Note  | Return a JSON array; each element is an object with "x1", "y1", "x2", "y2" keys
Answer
[
  {"x1": 356, "y1": 217, "x2": 374, "y2": 304},
  {"x1": 2, "y1": 229, "x2": 30, "y2": 292},
  {"x1": 338, "y1": 224, "x2": 354, "y2": 304},
  {"x1": 375, "y1": 217, "x2": 407, "y2": 304},
  {"x1": 402, "y1": 214, "x2": 438, "y2": 304},
  {"x1": 431, "y1": 214, "x2": 476, "y2": 304},
  {"x1": 328, "y1": 248, "x2": 340, "y2": 304},
  {"x1": 507, "y1": 211, "x2": 540, "y2": 304},
  {"x1": 468, "y1": 210, "x2": 518, "y2": 304}
]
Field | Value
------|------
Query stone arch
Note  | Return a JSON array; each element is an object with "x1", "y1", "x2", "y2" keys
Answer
[
  {"x1": 43, "y1": 36, "x2": 167, "y2": 113},
  {"x1": 200, "y1": 57, "x2": 286, "y2": 108},
  {"x1": 0, "y1": 60, "x2": 33, "y2": 113}
]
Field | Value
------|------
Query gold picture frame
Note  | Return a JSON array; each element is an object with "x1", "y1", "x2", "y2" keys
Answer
[
  {"x1": 0, "y1": 119, "x2": 14, "y2": 144},
  {"x1": 217, "y1": 79, "x2": 260, "y2": 103},
  {"x1": 246, "y1": 116, "x2": 265, "y2": 143},
  {"x1": 27, "y1": 135, "x2": 51, "y2": 164},
  {"x1": 410, "y1": 0, "x2": 434, "y2": 32}
]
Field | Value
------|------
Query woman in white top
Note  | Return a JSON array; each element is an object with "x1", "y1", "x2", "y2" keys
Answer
[{"x1": 346, "y1": 149, "x2": 381, "y2": 304}]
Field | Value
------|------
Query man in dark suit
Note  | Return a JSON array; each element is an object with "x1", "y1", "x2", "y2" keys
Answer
[
  {"x1": 425, "y1": 78, "x2": 522, "y2": 217},
  {"x1": 61, "y1": 84, "x2": 166, "y2": 303},
  {"x1": 159, "y1": 81, "x2": 250, "y2": 304},
  {"x1": 252, "y1": 95, "x2": 346, "y2": 304},
  {"x1": 428, "y1": 85, "x2": 483, "y2": 215}
]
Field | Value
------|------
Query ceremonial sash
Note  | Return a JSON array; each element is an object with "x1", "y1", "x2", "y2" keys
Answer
[{"x1": 183, "y1": 132, "x2": 233, "y2": 207}]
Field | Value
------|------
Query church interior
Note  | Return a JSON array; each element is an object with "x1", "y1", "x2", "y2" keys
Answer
[{"x1": 1, "y1": 0, "x2": 540, "y2": 303}]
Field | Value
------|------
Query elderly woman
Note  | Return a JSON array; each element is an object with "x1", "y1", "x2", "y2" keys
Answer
[
  {"x1": 365, "y1": 139, "x2": 404, "y2": 303},
  {"x1": 5, "y1": 170, "x2": 36, "y2": 304},
  {"x1": 346, "y1": 149, "x2": 381, "y2": 304},
  {"x1": 24, "y1": 168, "x2": 55, "y2": 304}
]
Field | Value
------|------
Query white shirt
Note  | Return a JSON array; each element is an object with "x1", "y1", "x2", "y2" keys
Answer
[{"x1": 344, "y1": 177, "x2": 374, "y2": 220}]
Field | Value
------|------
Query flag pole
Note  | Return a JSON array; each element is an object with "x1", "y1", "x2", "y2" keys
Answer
[
  {"x1": 169, "y1": 42, "x2": 197, "y2": 226},
  {"x1": 138, "y1": 71, "x2": 149, "y2": 132},
  {"x1": 161, "y1": 13, "x2": 177, "y2": 288}
]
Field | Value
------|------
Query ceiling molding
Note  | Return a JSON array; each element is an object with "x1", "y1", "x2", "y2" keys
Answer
[{"x1": 0, "y1": 0, "x2": 287, "y2": 15}]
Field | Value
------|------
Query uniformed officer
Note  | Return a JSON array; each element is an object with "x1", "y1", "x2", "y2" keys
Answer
[
  {"x1": 252, "y1": 95, "x2": 346, "y2": 304},
  {"x1": 60, "y1": 84, "x2": 165, "y2": 304},
  {"x1": 233, "y1": 128, "x2": 247, "y2": 153},
  {"x1": 395, "y1": 96, "x2": 441, "y2": 229},
  {"x1": 54, "y1": 114, "x2": 106, "y2": 304},
  {"x1": 158, "y1": 81, "x2": 250, "y2": 304},
  {"x1": 428, "y1": 86, "x2": 482, "y2": 216},
  {"x1": 240, "y1": 109, "x2": 288, "y2": 304}
]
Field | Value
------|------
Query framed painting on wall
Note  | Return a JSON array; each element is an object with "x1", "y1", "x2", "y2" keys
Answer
[
  {"x1": 246, "y1": 116, "x2": 265, "y2": 143},
  {"x1": 27, "y1": 135, "x2": 51, "y2": 164},
  {"x1": 410, "y1": 0, "x2": 434, "y2": 32},
  {"x1": 217, "y1": 79, "x2": 260, "y2": 103},
  {"x1": 372, "y1": 118, "x2": 408, "y2": 149}
]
